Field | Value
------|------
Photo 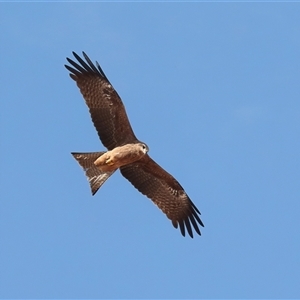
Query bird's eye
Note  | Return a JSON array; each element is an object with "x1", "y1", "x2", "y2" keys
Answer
[{"x1": 141, "y1": 144, "x2": 148, "y2": 152}]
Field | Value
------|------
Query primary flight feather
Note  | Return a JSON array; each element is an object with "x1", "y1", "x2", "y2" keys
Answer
[{"x1": 65, "y1": 51, "x2": 204, "y2": 237}]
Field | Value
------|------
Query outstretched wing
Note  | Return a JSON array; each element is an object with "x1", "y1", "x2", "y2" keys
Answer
[
  {"x1": 65, "y1": 52, "x2": 138, "y2": 150},
  {"x1": 120, "y1": 155, "x2": 204, "y2": 238}
]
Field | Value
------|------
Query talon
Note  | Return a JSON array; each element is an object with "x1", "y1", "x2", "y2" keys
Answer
[{"x1": 106, "y1": 158, "x2": 114, "y2": 166}]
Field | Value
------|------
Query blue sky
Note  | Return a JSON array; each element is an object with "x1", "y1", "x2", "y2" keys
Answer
[{"x1": 1, "y1": 3, "x2": 300, "y2": 299}]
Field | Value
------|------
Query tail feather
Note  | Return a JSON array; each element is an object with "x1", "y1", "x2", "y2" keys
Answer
[{"x1": 71, "y1": 152, "x2": 116, "y2": 195}]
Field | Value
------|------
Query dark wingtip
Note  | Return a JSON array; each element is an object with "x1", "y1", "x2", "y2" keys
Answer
[
  {"x1": 65, "y1": 51, "x2": 109, "y2": 81},
  {"x1": 72, "y1": 51, "x2": 80, "y2": 59},
  {"x1": 179, "y1": 221, "x2": 186, "y2": 237},
  {"x1": 172, "y1": 200, "x2": 204, "y2": 238},
  {"x1": 172, "y1": 216, "x2": 202, "y2": 238},
  {"x1": 184, "y1": 218, "x2": 193, "y2": 238}
]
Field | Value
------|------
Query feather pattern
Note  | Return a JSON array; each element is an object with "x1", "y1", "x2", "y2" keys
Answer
[
  {"x1": 66, "y1": 52, "x2": 204, "y2": 237},
  {"x1": 65, "y1": 52, "x2": 138, "y2": 150},
  {"x1": 120, "y1": 155, "x2": 204, "y2": 237},
  {"x1": 71, "y1": 152, "x2": 116, "y2": 195}
]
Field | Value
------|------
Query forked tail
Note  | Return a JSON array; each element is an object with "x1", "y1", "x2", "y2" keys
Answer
[{"x1": 71, "y1": 152, "x2": 116, "y2": 195}]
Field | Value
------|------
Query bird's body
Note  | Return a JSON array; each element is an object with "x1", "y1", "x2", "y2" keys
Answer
[
  {"x1": 65, "y1": 52, "x2": 204, "y2": 237},
  {"x1": 94, "y1": 143, "x2": 148, "y2": 172}
]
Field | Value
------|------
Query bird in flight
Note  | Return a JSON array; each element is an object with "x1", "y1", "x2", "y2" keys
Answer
[{"x1": 65, "y1": 52, "x2": 204, "y2": 237}]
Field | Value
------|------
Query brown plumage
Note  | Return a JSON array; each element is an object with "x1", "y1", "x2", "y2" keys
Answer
[{"x1": 65, "y1": 51, "x2": 204, "y2": 237}]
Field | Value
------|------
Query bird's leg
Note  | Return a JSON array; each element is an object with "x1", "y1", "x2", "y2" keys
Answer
[
  {"x1": 105, "y1": 156, "x2": 114, "y2": 166},
  {"x1": 94, "y1": 152, "x2": 114, "y2": 167}
]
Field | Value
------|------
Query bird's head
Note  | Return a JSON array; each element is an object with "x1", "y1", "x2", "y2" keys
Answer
[{"x1": 138, "y1": 142, "x2": 149, "y2": 155}]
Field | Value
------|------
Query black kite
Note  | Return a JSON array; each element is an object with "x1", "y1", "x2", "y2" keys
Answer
[{"x1": 65, "y1": 52, "x2": 204, "y2": 238}]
